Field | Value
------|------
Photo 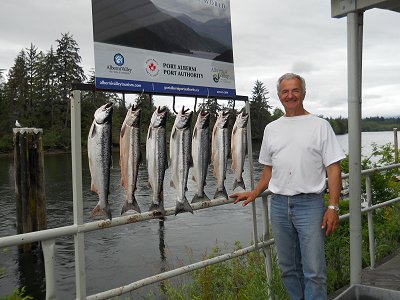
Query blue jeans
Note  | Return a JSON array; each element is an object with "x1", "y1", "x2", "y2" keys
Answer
[{"x1": 270, "y1": 193, "x2": 327, "y2": 300}]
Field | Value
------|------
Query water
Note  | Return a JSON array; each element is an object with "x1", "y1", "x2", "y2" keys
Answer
[
  {"x1": 0, "y1": 131, "x2": 396, "y2": 298},
  {"x1": 336, "y1": 131, "x2": 397, "y2": 159}
]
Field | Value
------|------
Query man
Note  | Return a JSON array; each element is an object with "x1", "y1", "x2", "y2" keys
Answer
[{"x1": 230, "y1": 73, "x2": 345, "y2": 300}]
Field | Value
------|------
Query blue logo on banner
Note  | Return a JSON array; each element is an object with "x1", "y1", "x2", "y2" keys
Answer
[{"x1": 114, "y1": 53, "x2": 124, "y2": 66}]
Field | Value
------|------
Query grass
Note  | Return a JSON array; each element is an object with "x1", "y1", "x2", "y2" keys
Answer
[{"x1": 147, "y1": 202, "x2": 400, "y2": 299}]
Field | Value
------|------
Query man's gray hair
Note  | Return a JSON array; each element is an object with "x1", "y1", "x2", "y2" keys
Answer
[{"x1": 277, "y1": 73, "x2": 306, "y2": 93}]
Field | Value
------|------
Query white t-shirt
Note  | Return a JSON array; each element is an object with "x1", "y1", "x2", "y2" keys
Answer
[{"x1": 259, "y1": 114, "x2": 345, "y2": 196}]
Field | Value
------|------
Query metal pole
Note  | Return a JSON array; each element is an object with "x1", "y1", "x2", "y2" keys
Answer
[
  {"x1": 41, "y1": 239, "x2": 57, "y2": 300},
  {"x1": 262, "y1": 196, "x2": 274, "y2": 300},
  {"x1": 365, "y1": 175, "x2": 375, "y2": 269},
  {"x1": 71, "y1": 90, "x2": 87, "y2": 299},
  {"x1": 245, "y1": 100, "x2": 258, "y2": 247},
  {"x1": 394, "y1": 128, "x2": 398, "y2": 163},
  {"x1": 347, "y1": 11, "x2": 363, "y2": 285}
]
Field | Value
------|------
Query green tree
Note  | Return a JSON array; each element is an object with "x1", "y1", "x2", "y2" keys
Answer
[
  {"x1": 271, "y1": 107, "x2": 284, "y2": 121},
  {"x1": 37, "y1": 46, "x2": 59, "y2": 127},
  {"x1": 55, "y1": 33, "x2": 86, "y2": 128},
  {"x1": 3, "y1": 51, "x2": 28, "y2": 127},
  {"x1": 25, "y1": 43, "x2": 44, "y2": 127},
  {"x1": 250, "y1": 80, "x2": 271, "y2": 141}
]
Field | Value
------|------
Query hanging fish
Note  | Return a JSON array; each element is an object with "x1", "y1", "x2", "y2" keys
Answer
[
  {"x1": 211, "y1": 111, "x2": 230, "y2": 199},
  {"x1": 88, "y1": 102, "x2": 113, "y2": 220},
  {"x1": 231, "y1": 112, "x2": 249, "y2": 190},
  {"x1": 120, "y1": 105, "x2": 142, "y2": 215},
  {"x1": 146, "y1": 106, "x2": 168, "y2": 216},
  {"x1": 191, "y1": 110, "x2": 211, "y2": 203},
  {"x1": 170, "y1": 106, "x2": 194, "y2": 215}
]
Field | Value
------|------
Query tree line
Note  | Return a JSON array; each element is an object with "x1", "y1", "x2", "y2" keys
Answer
[{"x1": 0, "y1": 33, "x2": 398, "y2": 152}]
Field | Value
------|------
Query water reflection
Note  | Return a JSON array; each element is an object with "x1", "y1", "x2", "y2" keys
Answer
[
  {"x1": 17, "y1": 247, "x2": 45, "y2": 299},
  {"x1": 158, "y1": 220, "x2": 167, "y2": 297}
]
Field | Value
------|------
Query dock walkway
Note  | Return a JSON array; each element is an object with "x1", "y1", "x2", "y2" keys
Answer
[
  {"x1": 329, "y1": 248, "x2": 400, "y2": 299},
  {"x1": 362, "y1": 248, "x2": 400, "y2": 291}
]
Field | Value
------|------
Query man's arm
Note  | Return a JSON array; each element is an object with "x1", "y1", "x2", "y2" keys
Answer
[
  {"x1": 322, "y1": 161, "x2": 342, "y2": 236},
  {"x1": 230, "y1": 165, "x2": 272, "y2": 206}
]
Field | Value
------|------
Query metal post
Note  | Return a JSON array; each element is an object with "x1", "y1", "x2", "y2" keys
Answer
[
  {"x1": 71, "y1": 90, "x2": 86, "y2": 299},
  {"x1": 262, "y1": 196, "x2": 274, "y2": 300},
  {"x1": 347, "y1": 11, "x2": 363, "y2": 285},
  {"x1": 41, "y1": 239, "x2": 57, "y2": 300},
  {"x1": 365, "y1": 175, "x2": 375, "y2": 269},
  {"x1": 394, "y1": 128, "x2": 398, "y2": 163},
  {"x1": 245, "y1": 100, "x2": 258, "y2": 247}
]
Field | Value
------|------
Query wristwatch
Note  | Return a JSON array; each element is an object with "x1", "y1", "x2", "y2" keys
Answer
[{"x1": 328, "y1": 205, "x2": 340, "y2": 212}]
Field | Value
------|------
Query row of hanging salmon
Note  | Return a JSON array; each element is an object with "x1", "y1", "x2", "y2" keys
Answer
[{"x1": 87, "y1": 103, "x2": 249, "y2": 220}]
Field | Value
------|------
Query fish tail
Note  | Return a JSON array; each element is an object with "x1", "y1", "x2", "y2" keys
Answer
[
  {"x1": 175, "y1": 197, "x2": 194, "y2": 215},
  {"x1": 191, "y1": 193, "x2": 211, "y2": 203},
  {"x1": 90, "y1": 202, "x2": 112, "y2": 221},
  {"x1": 90, "y1": 203, "x2": 102, "y2": 218},
  {"x1": 105, "y1": 204, "x2": 112, "y2": 221},
  {"x1": 121, "y1": 197, "x2": 142, "y2": 215},
  {"x1": 233, "y1": 178, "x2": 246, "y2": 191},
  {"x1": 149, "y1": 199, "x2": 165, "y2": 217},
  {"x1": 214, "y1": 187, "x2": 228, "y2": 200}
]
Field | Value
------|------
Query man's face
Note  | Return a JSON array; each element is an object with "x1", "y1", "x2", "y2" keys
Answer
[{"x1": 277, "y1": 78, "x2": 306, "y2": 113}]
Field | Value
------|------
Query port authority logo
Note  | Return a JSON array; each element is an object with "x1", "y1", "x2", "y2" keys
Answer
[
  {"x1": 145, "y1": 58, "x2": 160, "y2": 77},
  {"x1": 114, "y1": 53, "x2": 124, "y2": 66}
]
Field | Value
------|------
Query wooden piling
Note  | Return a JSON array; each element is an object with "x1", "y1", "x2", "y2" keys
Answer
[{"x1": 13, "y1": 128, "x2": 46, "y2": 251}]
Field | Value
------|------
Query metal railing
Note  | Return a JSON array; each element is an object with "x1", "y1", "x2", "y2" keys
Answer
[
  {"x1": 1, "y1": 90, "x2": 400, "y2": 299},
  {"x1": 1, "y1": 164, "x2": 399, "y2": 299}
]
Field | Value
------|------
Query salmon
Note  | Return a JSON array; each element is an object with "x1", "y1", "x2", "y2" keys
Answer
[
  {"x1": 191, "y1": 110, "x2": 211, "y2": 203},
  {"x1": 120, "y1": 105, "x2": 142, "y2": 215},
  {"x1": 211, "y1": 111, "x2": 230, "y2": 199},
  {"x1": 146, "y1": 106, "x2": 168, "y2": 216},
  {"x1": 231, "y1": 112, "x2": 249, "y2": 190},
  {"x1": 170, "y1": 106, "x2": 194, "y2": 215},
  {"x1": 88, "y1": 102, "x2": 113, "y2": 220}
]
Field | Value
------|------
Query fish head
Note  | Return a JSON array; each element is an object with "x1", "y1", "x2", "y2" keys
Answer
[
  {"x1": 94, "y1": 102, "x2": 113, "y2": 124},
  {"x1": 175, "y1": 106, "x2": 193, "y2": 129},
  {"x1": 151, "y1": 106, "x2": 168, "y2": 128},
  {"x1": 125, "y1": 105, "x2": 141, "y2": 128},
  {"x1": 195, "y1": 110, "x2": 210, "y2": 129},
  {"x1": 235, "y1": 112, "x2": 249, "y2": 128},
  {"x1": 216, "y1": 111, "x2": 230, "y2": 129}
]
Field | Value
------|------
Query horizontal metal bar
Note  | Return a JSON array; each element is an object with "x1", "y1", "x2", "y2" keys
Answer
[
  {"x1": 341, "y1": 163, "x2": 400, "y2": 180},
  {"x1": 70, "y1": 84, "x2": 248, "y2": 101},
  {"x1": 87, "y1": 240, "x2": 274, "y2": 300},
  {"x1": 0, "y1": 197, "x2": 233, "y2": 248},
  {"x1": 339, "y1": 197, "x2": 400, "y2": 221},
  {"x1": 0, "y1": 225, "x2": 77, "y2": 248}
]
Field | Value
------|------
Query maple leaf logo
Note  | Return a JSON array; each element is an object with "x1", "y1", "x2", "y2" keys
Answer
[{"x1": 148, "y1": 63, "x2": 156, "y2": 71}]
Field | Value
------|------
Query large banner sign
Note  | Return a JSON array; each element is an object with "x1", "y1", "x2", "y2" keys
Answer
[{"x1": 91, "y1": 0, "x2": 236, "y2": 98}]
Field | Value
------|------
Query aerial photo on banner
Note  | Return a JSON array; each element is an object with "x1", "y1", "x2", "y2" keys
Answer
[{"x1": 92, "y1": 0, "x2": 236, "y2": 98}]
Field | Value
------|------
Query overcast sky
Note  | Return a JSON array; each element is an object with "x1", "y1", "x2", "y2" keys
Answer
[{"x1": 1, "y1": 0, "x2": 399, "y2": 118}]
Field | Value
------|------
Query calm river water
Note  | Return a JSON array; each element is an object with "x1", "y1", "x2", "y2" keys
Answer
[{"x1": 0, "y1": 131, "x2": 396, "y2": 299}]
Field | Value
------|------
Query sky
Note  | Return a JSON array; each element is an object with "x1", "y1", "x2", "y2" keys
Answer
[{"x1": 1, "y1": 0, "x2": 399, "y2": 118}]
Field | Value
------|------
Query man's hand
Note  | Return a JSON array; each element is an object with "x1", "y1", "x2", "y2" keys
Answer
[
  {"x1": 321, "y1": 209, "x2": 339, "y2": 236},
  {"x1": 229, "y1": 191, "x2": 257, "y2": 206}
]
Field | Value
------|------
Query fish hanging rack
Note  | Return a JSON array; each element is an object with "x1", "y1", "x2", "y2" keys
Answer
[{"x1": 70, "y1": 83, "x2": 248, "y2": 113}]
